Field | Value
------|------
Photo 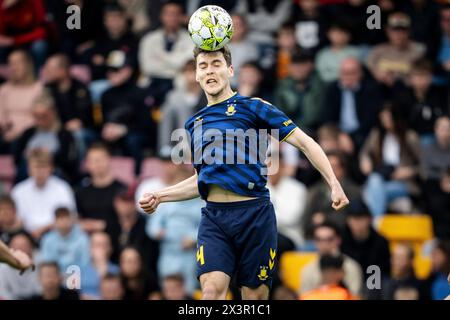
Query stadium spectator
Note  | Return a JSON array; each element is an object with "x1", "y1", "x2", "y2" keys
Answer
[
  {"x1": 300, "y1": 254, "x2": 358, "y2": 300},
  {"x1": 147, "y1": 164, "x2": 202, "y2": 295},
  {"x1": 99, "y1": 49, "x2": 155, "y2": 175},
  {"x1": 289, "y1": 0, "x2": 327, "y2": 53},
  {"x1": 158, "y1": 59, "x2": 204, "y2": 151},
  {"x1": 366, "y1": 12, "x2": 426, "y2": 87},
  {"x1": 43, "y1": 53, "x2": 95, "y2": 157},
  {"x1": 88, "y1": 3, "x2": 138, "y2": 104},
  {"x1": 75, "y1": 143, "x2": 126, "y2": 237},
  {"x1": 80, "y1": 232, "x2": 119, "y2": 299},
  {"x1": 11, "y1": 149, "x2": 76, "y2": 240},
  {"x1": 422, "y1": 116, "x2": 450, "y2": 239},
  {"x1": 396, "y1": 59, "x2": 449, "y2": 143},
  {"x1": 161, "y1": 274, "x2": 193, "y2": 300},
  {"x1": 114, "y1": 188, "x2": 159, "y2": 277},
  {"x1": 322, "y1": 57, "x2": 383, "y2": 150},
  {"x1": 273, "y1": 23, "x2": 299, "y2": 80},
  {"x1": 360, "y1": 102, "x2": 421, "y2": 217},
  {"x1": 236, "y1": 61, "x2": 270, "y2": 101},
  {"x1": 235, "y1": 0, "x2": 291, "y2": 46},
  {"x1": 39, "y1": 207, "x2": 90, "y2": 272},
  {"x1": 274, "y1": 51, "x2": 325, "y2": 131},
  {"x1": 0, "y1": 50, "x2": 43, "y2": 152},
  {"x1": 138, "y1": 1, "x2": 194, "y2": 93},
  {"x1": 300, "y1": 222, "x2": 363, "y2": 296},
  {"x1": 119, "y1": 246, "x2": 159, "y2": 300},
  {"x1": 436, "y1": 5, "x2": 450, "y2": 84},
  {"x1": 424, "y1": 241, "x2": 450, "y2": 300},
  {"x1": 117, "y1": 0, "x2": 150, "y2": 36},
  {"x1": 13, "y1": 92, "x2": 79, "y2": 184},
  {"x1": 316, "y1": 21, "x2": 361, "y2": 83},
  {"x1": 0, "y1": 0, "x2": 48, "y2": 69},
  {"x1": 0, "y1": 195, "x2": 23, "y2": 244},
  {"x1": 341, "y1": 200, "x2": 391, "y2": 284},
  {"x1": 0, "y1": 231, "x2": 40, "y2": 299},
  {"x1": 402, "y1": 0, "x2": 441, "y2": 61},
  {"x1": 302, "y1": 151, "x2": 361, "y2": 240},
  {"x1": 268, "y1": 154, "x2": 307, "y2": 248},
  {"x1": 28, "y1": 262, "x2": 79, "y2": 300},
  {"x1": 379, "y1": 243, "x2": 424, "y2": 300},
  {"x1": 99, "y1": 273, "x2": 124, "y2": 300},
  {"x1": 228, "y1": 14, "x2": 259, "y2": 88}
]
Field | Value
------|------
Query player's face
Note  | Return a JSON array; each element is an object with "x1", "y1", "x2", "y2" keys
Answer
[{"x1": 196, "y1": 51, "x2": 234, "y2": 97}]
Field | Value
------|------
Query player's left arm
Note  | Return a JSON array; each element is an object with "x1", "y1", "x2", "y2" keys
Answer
[
  {"x1": 0, "y1": 240, "x2": 35, "y2": 274},
  {"x1": 284, "y1": 127, "x2": 350, "y2": 210}
]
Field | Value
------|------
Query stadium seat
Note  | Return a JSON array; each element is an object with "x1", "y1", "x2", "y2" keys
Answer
[
  {"x1": 377, "y1": 215, "x2": 434, "y2": 242},
  {"x1": 279, "y1": 251, "x2": 318, "y2": 293},
  {"x1": 109, "y1": 156, "x2": 136, "y2": 186},
  {"x1": 378, "y1": 215, "x2": 434, "y2": 280},
  {"x1": 0, "y1": 155, "x2": 16, "y2": 192},
  {"x1": 140, "y1": 157, "x2": 163, "y2": 179}
]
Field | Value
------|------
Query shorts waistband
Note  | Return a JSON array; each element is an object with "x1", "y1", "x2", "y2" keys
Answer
[{"x1": 206, "y1": 197, "x2": 270, "y2": 209}]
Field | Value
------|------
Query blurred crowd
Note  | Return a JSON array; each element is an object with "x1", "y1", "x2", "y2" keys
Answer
[{"x1": 0, "y1": 0, "x2": 450, "y2": 300}]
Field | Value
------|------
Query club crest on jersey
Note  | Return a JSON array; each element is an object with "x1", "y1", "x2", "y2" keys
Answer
[
  {"x1": 225, "y1": 104, "x2": 236, "y2": 116},
  {"x1": 257, "y1": 266, "x2": 269, "y2": 281}
]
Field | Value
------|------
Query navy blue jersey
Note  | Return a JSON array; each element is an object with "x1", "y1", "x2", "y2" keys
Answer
[{"x1": 185, "y1": 92, "x2": 297, "y2": 200}]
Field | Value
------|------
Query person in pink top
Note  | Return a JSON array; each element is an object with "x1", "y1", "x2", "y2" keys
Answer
[{"x1": 0, "y1": 49, "x2": 43, "y2": 151}]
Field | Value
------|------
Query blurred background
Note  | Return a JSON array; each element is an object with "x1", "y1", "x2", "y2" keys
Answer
[{"x1": 0, "y1": 0, "x2": 449, "y2": 300}]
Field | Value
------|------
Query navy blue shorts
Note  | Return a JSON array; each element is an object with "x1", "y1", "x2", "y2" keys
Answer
[{"x1": 196, "y1": 197, "x2": 278, "y2": 289}]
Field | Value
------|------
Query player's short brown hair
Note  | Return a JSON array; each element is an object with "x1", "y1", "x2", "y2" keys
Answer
[
  {"x1": 411, "y1": 58, "x2": 433, "y2": 74},
  {"x1": 193, "y1": 46, "x2": 232, "y2": 67},
  {"x1": 87, "y1": 142, "x2": 112, "y2": 157}
]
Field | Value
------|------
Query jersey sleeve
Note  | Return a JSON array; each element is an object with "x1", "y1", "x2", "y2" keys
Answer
[{"x1": 254, "y1": 98, "x2": 298, "y2": 142}]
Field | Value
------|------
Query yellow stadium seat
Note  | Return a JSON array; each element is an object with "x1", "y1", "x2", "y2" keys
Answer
[
  {"x1": 280, "y1": 252, "x2": 318, "y2": 292},
  {"x1": 378, "y1": 215, "x2": 434, "y2": 242},
  {"x1": 414, "y1": 255, "x2": 432, "y2": 280}
]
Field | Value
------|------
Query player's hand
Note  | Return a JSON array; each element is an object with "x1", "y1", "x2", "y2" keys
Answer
[
  {"x1": 330, "y1": 182, "x2": 349, "y2": 211},
  {"x1": 10, "y1": 249, "x2": 35, "y2": 275},
  {"x1": 139, "y1": 192, "x2": 160, "y2": 214}
]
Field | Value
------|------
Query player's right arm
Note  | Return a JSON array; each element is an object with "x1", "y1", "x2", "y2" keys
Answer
[
  {"x1": 0, "y1": 240, "x2": 34, "y2": 274},
  {"x1": 139, "y1": 172, "x2": 200, "y2": 214}
]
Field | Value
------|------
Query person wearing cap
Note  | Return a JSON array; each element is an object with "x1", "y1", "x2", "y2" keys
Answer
[
  {"x1": 89, "y1": 3, "x2": 138, "y2": 104},
  {"x1": 367, "y1": 12, "x2": 426, "y2": 87},
  {"x1": 340, "y1": 200, "x2": 391, "y2": 291},
  {"x1": 274, "y1": 50, "x2": 325, "y2": 131}
]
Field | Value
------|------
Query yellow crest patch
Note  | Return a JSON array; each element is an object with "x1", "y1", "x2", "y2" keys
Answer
[
  {"x1": 257, "y1": 266, "x2": 268, "y2": 281},
  {"x1": 225, "y1": 104, "x2": 236, "y2": 116}
]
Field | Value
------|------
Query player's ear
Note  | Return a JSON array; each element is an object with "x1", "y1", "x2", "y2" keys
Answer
[{"x1": 228, "y1": 64, "x2": 234, "y2": 77}]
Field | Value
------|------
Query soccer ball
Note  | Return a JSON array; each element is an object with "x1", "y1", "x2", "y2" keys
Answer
[{"x1": 188, "y1": 5, "x2": 234, "y2": 51}]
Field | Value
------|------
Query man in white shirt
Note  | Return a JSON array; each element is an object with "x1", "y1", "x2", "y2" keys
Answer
[
  {"x1": 138, "y1": 2, "x2": 194, "y2": 82},
  {"x1": 11, "y1": 149, "x2": 76, "y2": 240}
]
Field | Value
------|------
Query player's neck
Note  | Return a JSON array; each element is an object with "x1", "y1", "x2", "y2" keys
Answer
[{"x1": 206, "y1": 87, "x2": 235, "y2": 106}]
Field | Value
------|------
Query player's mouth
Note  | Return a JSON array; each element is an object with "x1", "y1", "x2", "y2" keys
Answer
[{"x1": 206, "y1": 78, "x2": 218, "y2": 85}]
